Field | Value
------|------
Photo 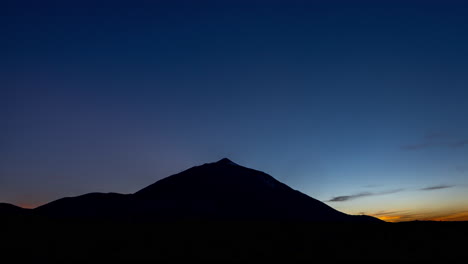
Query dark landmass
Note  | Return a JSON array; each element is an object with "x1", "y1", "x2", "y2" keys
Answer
[
  {"x1": 1, "y1": 216, "x2": 466, "y2": 262},
  {"x1": 0, "y1": 202, "x2": 30, "y2": 217},
  {"x1": 25, "y1": 158, "x2": 381, "y2": 223},
  {"x1": 2, "y1": 159, "x2": 465, "y2": 261}
]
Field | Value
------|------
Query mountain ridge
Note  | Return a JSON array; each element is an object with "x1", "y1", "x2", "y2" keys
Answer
[{"x1": 15, "y1": 158, "x2": 383, "y2": 222}]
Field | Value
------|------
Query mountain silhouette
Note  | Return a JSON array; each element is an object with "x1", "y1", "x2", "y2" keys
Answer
[
  {"x1": 0, "y1": 203, "x2": 29, "y2": 217},
  {"x1": 33, "y1": 158, "x2": 381, "y2": 222}
]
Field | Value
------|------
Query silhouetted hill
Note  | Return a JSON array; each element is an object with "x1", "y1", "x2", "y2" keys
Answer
[
  {"x1": 133, "y1": 158, "x2": 380, "y2": 222},
  {"x1": 35, "y1": 193, "x2": 132, "y2": 219},
  {"x1": 5, "y1": 159, "x2": 468, "y2": 262},
  {"x1": 0, "y1": 203, "x2": 29, "y2": 217},
  {"x1": 32, "y1": 158, "x2": 381, "y2": 222}
]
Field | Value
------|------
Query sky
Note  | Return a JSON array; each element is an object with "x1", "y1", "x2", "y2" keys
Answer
[{"x1": 2, "y1": 0, "x2": 468, "y2": 221}]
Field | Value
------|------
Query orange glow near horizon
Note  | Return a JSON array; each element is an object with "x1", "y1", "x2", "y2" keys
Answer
[
  {"x1": 376, "y1": 215, "x2": 405, "y2": 222},
  {"x1": 372, "y1": 211, "x2": 468, "y2": 222},
  {"x1": 15, "y1": 203, "x2": 38, "y2": 209},
  {"x1": 429, "y1": 212, "x2": 468, "y2": 222},
  {"x1": 8, "y1": 201, "x2": 468, "y2": 221}
]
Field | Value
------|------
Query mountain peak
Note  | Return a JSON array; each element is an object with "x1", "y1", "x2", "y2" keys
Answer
[
  {"x1": 33, "y1": 158, "x2": 383, "y2": 223},
  {"x1": 215, "y1": 158, "x2": 238, "y2": 166}
]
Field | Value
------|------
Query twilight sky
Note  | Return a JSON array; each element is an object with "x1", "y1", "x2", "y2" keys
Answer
[{"x1": 2, "y1": 0, "x2": 468, "y2": 221}]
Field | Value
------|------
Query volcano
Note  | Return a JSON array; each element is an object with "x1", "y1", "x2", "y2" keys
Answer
[{"x1": 34, "y1": 158, "x2": 381, "y2": 222}]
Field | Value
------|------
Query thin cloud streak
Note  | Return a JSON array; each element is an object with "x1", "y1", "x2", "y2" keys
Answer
[
  {"x1": 371, "y1": 211, "x2": 429, "y2": 222},
  {"x1": 327, "y1": 189, "x2": 404, "y2": 202},
  {"x1": 420, "y1": 185, "x2": 454, "y2": 191},
  {"x1": 327, "y1": 192, "x2": 372, "y2": 202},
  {"x1": 329, "y1": 184, "x2": 457, "y2": 203},
  {"x1": 368, "y1": 209, "x2": 468, "y2": 222},
  {"x1": 431, "y1": 211, "x2": 468, "y2": 221},
  {"x1": 371, "y1": 210, "x2": 408, "y2": 216}
]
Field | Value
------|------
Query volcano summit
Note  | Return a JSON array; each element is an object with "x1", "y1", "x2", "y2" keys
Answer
[{"x1": 19, "y1": 158, "x2": 381, "y2": 222}]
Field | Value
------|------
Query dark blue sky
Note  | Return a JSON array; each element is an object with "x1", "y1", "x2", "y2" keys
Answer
[{"x1": 2, "y1": 1, "x2": 468, "y2": 221}]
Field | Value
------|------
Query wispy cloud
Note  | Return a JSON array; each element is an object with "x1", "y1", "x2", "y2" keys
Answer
[
  {"x1": 420, "y1": 184, "x2": 454, "y2": 191},
  {"x1": 371, "y1": 210, "x2": 408, "y2": 216},
  {"x1": 430, "y1": 211, "x2": 468, "y2": 221},
  {"x1": 327, "y1": 189, "x2": 404, "y2": 202},
  {"x1": 329, "y1": 184, "x2": 456, "y2": 203},
  {"x1": 368, "y1": 211, "x2": 428, "y2": 222},
  {"x1": 366, "y1": 208, "x2": 468, "y2": 222},
  {"x1": 327, "y1": 192, "x2": 372, "y2": 202}
]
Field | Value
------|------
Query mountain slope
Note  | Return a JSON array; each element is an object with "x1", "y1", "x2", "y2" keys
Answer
[
  {"x1": 34, "y1": 158, "x2": 382, "y2": 222},
  {"x1": 0, "y1": 203, "x2": 29, "y2": 217},
  {"x1": 134, "y1": 158, "x2": 367, "y2": 221},
  {"x1": 35, "y1": 193, "x2": 132, "y2": 219}
]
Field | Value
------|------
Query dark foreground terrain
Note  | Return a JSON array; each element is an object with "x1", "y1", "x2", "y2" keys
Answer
[
  {"x1": 1, "y1": 159, "x2": 465, "y2": 262},
  {"x1": 2, "y1": 217, "x2": 467, "y2": 262}
]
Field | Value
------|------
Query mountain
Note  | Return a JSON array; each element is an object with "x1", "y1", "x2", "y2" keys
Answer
[
  {"x1": 34, "y1": 158, "x2": 382, "y2": 222},
  {"x1": 0, "y1": 203, "x2": 29, "y2": 217},
  {"x1": 34, "y1": 193, "x2": 133, "y2": 219}
]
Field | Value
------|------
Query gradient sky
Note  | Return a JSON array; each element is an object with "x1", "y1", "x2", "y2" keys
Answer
[{"x1": 2, "y1": 0, "x2": 468, "y2": 221}]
